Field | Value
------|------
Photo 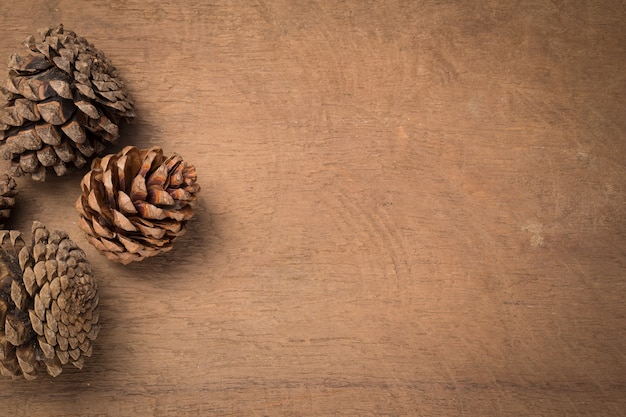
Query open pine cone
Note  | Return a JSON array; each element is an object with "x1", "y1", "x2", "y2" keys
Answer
[
  {"x1": 76, "y1": 146, "x2": 200, "y2": 264},
  {"x1": 0, "y1": 221, "x2": 99, "y2": 380},
  {"x1": 0, "y1": 24, "x2": 135, "y2": 181},
  {"x1": 0, "y1": 174, "x2": 17, "y2": 229}
]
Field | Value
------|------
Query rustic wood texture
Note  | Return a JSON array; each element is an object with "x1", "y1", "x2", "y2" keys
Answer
[{"x1": 1, "y1": 1, "x2": 625, "y2": 415}]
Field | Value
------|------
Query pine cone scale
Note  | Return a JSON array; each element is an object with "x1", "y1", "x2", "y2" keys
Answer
[
  {"x1": 37, "y1": 98, "x2": 75, "y2": 125},
  {"x1": 0, "y1": 175, "x2": 17, "y2": 228},
  {"x1": 15, "y1": 98, "x2": 40, "y2": 121},
  {"x1": 16, "y1": 344, "x2": 36, "y2": 374},
  {"x1": 60, "y1": 118, "x2": 86, "y2": 143},
  {"x1": 29, "y1": 310, "x2": 43, "y2": 334},
  {"x1": 9, "y1": 53, "x2": 52, "y2": 73},
  {"x1": 5, "y1": 313, "x2": 33, "y2": 346},
  {"x1": 74, "y1": 99, "x2": 99, "y2": 119},
  {"x1": 0, "y1": 107, "x2": 20, "y2": 126},
  {"x1": 35, "y1": 122, "x2": 61, "y2": 145},
  {"x1": 117, "y1": 190, "x2": 137, "y2": 214},
  {"x1": 15, "y1": 128, "x2": 41, "y2": 150},
  {"x1": 130, "y1": 175, "x2": 148, "y2": 201},
  {"x1": 36, "y1": 145, "x2": 57, "y2": 166},
  {"x1": 10, "y1": 280, "x2": 27, "y2": 309}
]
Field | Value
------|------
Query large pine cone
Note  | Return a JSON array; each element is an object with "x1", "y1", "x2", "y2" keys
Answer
[
  {"x1": 76, "y1": 146, "x2": 200, "y2": 264},
  {"x1": 0, "y1": 174, "x2": 17, "y2": 229},
  {"x1": 0, "y1": 222, "x2": 99, "y2": 380},
  {"x1": 0, "y1": 24, "x2": 135, "y2": 181}
]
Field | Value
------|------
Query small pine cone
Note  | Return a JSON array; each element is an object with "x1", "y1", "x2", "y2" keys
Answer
[
  {"x1": 0, "y1": 24, "x2": 135, "y2": 181},
  {"x1": 0, "y1": 174, "x2": 17, "y2": 228},
  {"x1": 76, "y1": 146, "x2": 200, "y2": 264},
  {"x1": 0, "y1": 221, "x2": 99, "y2": 380}
]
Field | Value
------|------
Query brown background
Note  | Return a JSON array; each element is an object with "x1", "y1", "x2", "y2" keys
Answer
[{"x1": 1, "y1": 1, "x2": 625, "y2": 416}]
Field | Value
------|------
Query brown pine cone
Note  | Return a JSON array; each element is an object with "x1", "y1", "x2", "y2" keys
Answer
[
  {"x1": 0, "y1": 174, "x2": 17, "y2": 228},
  {"x1": 0, "y1": 24, "x2": 135, "y2": 181},
  {"x1": 0, "y1": 221, "x2": 99, "y2": 380},
  {"x1": 76, "y1": 146, "x2": 200, "y2": 264}
]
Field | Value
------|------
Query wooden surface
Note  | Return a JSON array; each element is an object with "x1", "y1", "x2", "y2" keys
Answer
[{"x1": 1, "y1": 1, "x2": 625, "y2": 415}]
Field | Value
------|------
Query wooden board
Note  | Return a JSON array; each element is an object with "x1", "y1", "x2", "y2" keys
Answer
[{"x1": 1, "y1": 1, "x2": 625, "y2": 415}]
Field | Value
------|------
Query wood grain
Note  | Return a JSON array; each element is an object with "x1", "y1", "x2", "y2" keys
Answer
[{"x1": 1, "y1": 1, "x2": 625, "y2": 415}]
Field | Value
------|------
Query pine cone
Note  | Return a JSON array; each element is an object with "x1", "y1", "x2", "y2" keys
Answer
[
  {"x1": 76, "y1": 146, "x2": 200, "y2": 264},
  {"x1": 0, "y1": 174, "x2": 17, "y2": 228},
  {"x1": 0, "y1": 24, "x2": 135, "y2": 181},
  {"x1": 0, "y1": 221, "x2": 99, "y2": 380}
]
